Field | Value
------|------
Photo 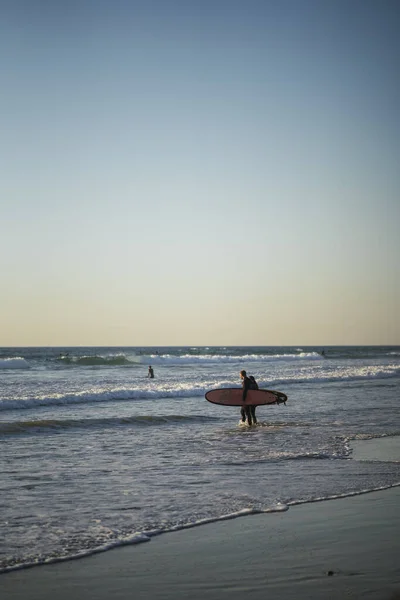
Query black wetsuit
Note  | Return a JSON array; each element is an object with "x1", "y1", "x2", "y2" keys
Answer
[{"x1": 241, "y1": 376, "x2": 258, "y2": 425}]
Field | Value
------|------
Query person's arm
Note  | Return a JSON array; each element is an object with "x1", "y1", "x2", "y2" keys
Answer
[{"x1": 242, "y1": 377, "x2": 250, "y2": 402}]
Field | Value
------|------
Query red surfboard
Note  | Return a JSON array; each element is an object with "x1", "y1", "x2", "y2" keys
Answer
[{"x1": 205, "y1": 388, "x2": 287, "y2": 407}]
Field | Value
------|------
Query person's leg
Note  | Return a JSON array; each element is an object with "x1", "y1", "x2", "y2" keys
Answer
[
  {"x1": 240, "y1": 407, "x2": 246, "y2": 422},
  {"x1": 245, "y1": 406, "x2": 252, "y2": 426},
  {"x1": 251, "y1": 406, "x2": 257, "y2": 424}
]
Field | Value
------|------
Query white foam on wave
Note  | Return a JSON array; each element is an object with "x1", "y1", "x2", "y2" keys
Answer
[
  {"x1": 1, "y1": 363, "x2": 399, "y2": 411},
  {"x1": 0, "y1": 381, "x2": 214, "y2": 411},
  {"x1": 348, "y1": 432, "x2": 400, "y2": 441},
  {"x1": 287, "y1": 481, "x2": 400, "y2": 507},
  {"x1": 0, "y1": 357, "x2": 30, "y2": 369},
  {"x1": 0, "y1": 503, "x2": 289, "y2": 575},
  {"x1": 4, "y1": 483, "x2": 399, "y2": 575},
  {"x1": 55, "y1": 351, "x2": 323, "y2": 367},
  {"x1": 141, "y1": 352, "x2": 322, "y2": 365},
  {"x1": 278, "y1": 364, "x2": 400, "y2": 386},
  {"x1": 0, "y1": 532, "x2": 151, "y2": 574}
]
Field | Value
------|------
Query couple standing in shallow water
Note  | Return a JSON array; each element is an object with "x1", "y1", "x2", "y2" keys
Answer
[{"x1": 240, "y1": 370, "x2": 258, "y2": 426}]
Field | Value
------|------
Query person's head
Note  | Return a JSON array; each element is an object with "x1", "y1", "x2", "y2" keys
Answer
[
  {"x1": 149, "y1": 365, "x2": 152, "y2": 369},
  {"x1": 240, "y1": 370, "x2": 246, "y2": 379}
]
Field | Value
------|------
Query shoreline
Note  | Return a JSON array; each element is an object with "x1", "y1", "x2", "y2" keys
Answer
[
  {"x1": 2, "y1": 481, "x2": 399, "y2": 577},
  {"x1": 2, "y1": 436, "x2": 400, "y2": 600}
]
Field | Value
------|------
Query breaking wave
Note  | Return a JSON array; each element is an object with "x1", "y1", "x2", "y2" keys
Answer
[
  {"x1": 57, "y1": 354, "x2": 134, "y2": 366},
  {"x1": 1, "y1": 363, "x2": 399, "y2": 412},
  {"x1": 140, "y1": 352, "x2": 322, "y2": 365},
  {"x1": 1, "y1": 351, "x2": 325, "y2": 370},
  {"x1": 0, "y1": 358, "x2": 30, "y2": 370}
]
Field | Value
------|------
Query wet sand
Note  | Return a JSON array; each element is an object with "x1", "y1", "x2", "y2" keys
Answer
[{"x1": 2, "y1": 437, "x2": 400, "y2": 600}]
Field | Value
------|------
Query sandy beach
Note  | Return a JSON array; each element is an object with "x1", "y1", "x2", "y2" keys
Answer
[{"x1": 2, "y1": 436, "x2": 400, "y2": 600}]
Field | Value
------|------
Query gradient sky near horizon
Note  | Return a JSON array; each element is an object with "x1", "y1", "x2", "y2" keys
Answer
[{"x1": 1, "y1": 0, "x2": 399, "y2": 346}]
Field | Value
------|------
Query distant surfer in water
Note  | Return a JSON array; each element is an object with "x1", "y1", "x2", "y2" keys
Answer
[
  {"x1": 240, "y1": 370, "x2": 258, "y2": 426},
  {"x1": 148, "y1": 365, "x2": 154, "y2": 378}
]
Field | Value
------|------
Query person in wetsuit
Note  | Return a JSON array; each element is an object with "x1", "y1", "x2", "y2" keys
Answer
[
  {"x1": 240, "y1": 370, "x2": 258, "y2": 426},
  {"x1": 148, "y1": 365, "x2": 154, "y2": 378}
]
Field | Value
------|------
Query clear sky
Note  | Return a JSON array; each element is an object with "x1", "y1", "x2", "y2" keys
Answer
[{"x1": 1, "y1": 0, "x2": 399, "y2": 346}]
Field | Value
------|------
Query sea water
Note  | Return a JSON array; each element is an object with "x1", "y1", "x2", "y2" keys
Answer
[{"x1": 0, "y1": 345, "x2": 399, "y2": 572}]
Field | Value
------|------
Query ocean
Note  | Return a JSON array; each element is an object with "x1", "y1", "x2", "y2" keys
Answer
[{"x1": 1, "y1": 345, "x2": 399, "y2": 573}]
